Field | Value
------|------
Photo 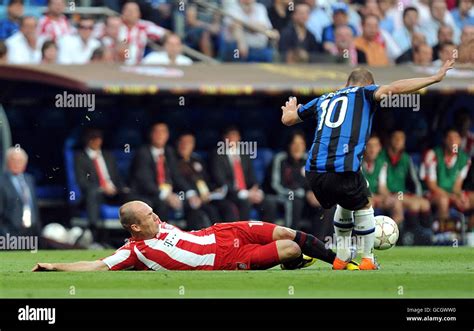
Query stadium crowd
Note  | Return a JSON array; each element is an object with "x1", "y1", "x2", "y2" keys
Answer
[{"x1": 0, "y1": 0, "x2": 473, "y2": 65}]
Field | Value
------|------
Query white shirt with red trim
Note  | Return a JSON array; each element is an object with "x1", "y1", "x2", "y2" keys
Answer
[
  {"x1": 102, "y1": 222, "x2": 217, "y2": 271},
  {"x1": 119, "y1": 20, "x2": 166, "y2": 65},
  {"x1": 37, "y1": 15, "x2": 74, "y2": 41}
]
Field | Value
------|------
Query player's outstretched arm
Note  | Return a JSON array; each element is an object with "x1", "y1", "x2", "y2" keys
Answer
[
  {"x1": 281, "y1": 97, "x2": 302, "y2": 126},
  {"x1": 32, "y1": 260, "x2": 109, "y2": 272},
  {"x1": 374, "y1": 59, "x2": 455, "y2": 101}
]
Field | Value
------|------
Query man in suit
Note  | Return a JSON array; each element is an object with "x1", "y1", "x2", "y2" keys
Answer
[
  {"x1": 74, "y1": 128, "x2": 128, "y2": 237},
  {"x1": 129, "y1": 122, "x2": 209, "y2": 229},
  {"x1": 175, "y1": 131, "x2": 238, "y2": 222},
  {"x1": 210, "y1": 126, "x2": 277, "y2": 221},
  {"x1": 0, "y1": 147, "x2": 41, "y2": 237}
]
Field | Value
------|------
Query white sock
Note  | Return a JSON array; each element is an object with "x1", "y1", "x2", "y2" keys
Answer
[
  {"x1": 354, "y1": 208, "x2": 376, "y2": 260},
  {"x1": 333, "y1": 205, "x2": 354, "y2": 262}
]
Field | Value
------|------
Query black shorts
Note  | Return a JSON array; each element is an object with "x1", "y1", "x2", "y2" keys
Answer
[{"x1": 305, "y1": 170, "x2": 371, "y2": 211}]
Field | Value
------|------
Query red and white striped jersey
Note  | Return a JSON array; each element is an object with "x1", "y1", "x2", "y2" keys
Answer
[
  {"x1": 102, "y1": 221, "x2": 217, "y2": 271},
  {"x1": 118, "y1": 20, "x2": 166, "y2": 65},
  {"x1": 37, "y1": 15, "x2": 74, "y2": 41}
]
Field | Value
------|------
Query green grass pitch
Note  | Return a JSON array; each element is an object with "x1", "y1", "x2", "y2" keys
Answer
[{"x1": 0, "y1": 247, "x2": 472, "y2": 298}]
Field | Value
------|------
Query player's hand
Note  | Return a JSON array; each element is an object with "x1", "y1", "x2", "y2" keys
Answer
[
  {"x1": 282, "y1": 97, "x2": 300, "y2": 113},
  {"x1": 32, "y1": 263, "x2": 55, "y2": 272},
  {"x1": 434, "y1": 59, "x2": 455, "y2": 82}
]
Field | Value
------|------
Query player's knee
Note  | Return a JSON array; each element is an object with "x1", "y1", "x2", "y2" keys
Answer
[
  {"x1": 279, "y1": 240, "x2": 301, "y2": 260},
  {"x1": 286, "y1": 241, "x2": 302, "y2": 259}
]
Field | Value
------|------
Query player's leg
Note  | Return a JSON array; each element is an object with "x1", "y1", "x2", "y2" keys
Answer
[
  {"x1": 238, "y1": 241, "x2": 301, "y2": 270},
  {"x1": 332, "y1": 204, "x2": 355, "y2": 269},
  {"x1": 345, "y1": 172, "x2": 378, "y2": 270},
  {"x1": 271, "y1": 226, "x2": 336, "y2": 265}
]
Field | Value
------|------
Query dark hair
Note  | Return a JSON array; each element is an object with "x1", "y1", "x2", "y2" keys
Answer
[
  {"x1": 286, "y1": 130, "x2": 306, "y2": 146},
  {"x1": 177, "y1": 129, "x2": 195, "y2": 139},
  {"x1": 149, "y1": 121, "x2": 168, "y2": 134},
  {"x1": 402, "y1": 6, "x2": 418, "y2": 18},
  {"x1": 346, "y1": 67, "x2": 375, "y2": 85},
  {"x1": 82, "y1": 128, "x2": 103, "y2": 145},
  {"x1": 90, "y1": 46, "x2": 105, "y2": 61},
  {"x1": 222, "y1": 125, "x2": 241, "y2": 137},
  {"x1": 8, "y1": 0, "x2": 24, "y2": 7},
  {"x1": 41, "y1": 40, "x2": 56, "y2": 57},
  {"x1": 0, "y1": 41, "x2": 7, "y2": 58},
  {"x1": 79, "y1": 14, "x2": 95, "y2": 22},
  {"x1": 444, "y1": 126, "x2": 460, "y2": 137}
]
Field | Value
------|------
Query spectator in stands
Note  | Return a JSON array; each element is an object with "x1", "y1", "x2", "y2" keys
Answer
[
  {"x1": 269, "y1": 131, "x2": 323, "y2": 232},
  {"x1": 451, "y1": 0, "x2": 474, "y2": 29},
  {"x1": 362, "y1": 135, "x2": 404, "y2": 225},
  {"x1": 130, "y1": 122, "x2": 209, "y2": 229},
  {"x1": 321, "y1": 3, "x2": 358, "y2": 54},
  {"x1": 37, "y1": 0, "x2": 73, "y2": 41},
  {"x1": 455, "y1": 108, "x2": 474, "y2": 157},
  {"x1": 221, "y1": 0, "x2": 278, "y2": 62},
  {"x1": 432, "y1": 24, "x2": 454, "y2": 60},
  {"x1": 377, "y1": 0, "x2": 396, "y2": 33},
  {"x1": 90, "y1": 46, "x2": 114, "y2": 63},
  {"x1": 57, "y1": 16, "x2": 101, "y2": 64},
  {"x1": 321, "y1": 25, "x2": 366, "y2": 64},
  {"x1": 396, "y1": 31, "x2": 427, "y2": 63},
  {"x1": 393, "y1": 7, "x2": 421, "y2": 53},
  {"x1": 210, "y1": 126, "x2": 277, "y2": 222},
  {"x1": 267, "y1": 0, "x2": 292, "y2": 33},
  {"x1": 460, "y1": 24, "x2": 474, "y2": 43},
  {"x1": 99, "y1": 15, "x2": 121, "y2": 55},
  {"x1": 421, "y1": 0, "x2": 460, "y2": 46},
  {"x1": 175, "y1": 132, "x2": 238, "y2": 222},
  {"x1": 420, "y1": 128, "x2": 471, "y2": 231},
  {"x1": 0, "y1": 0, "x2": 24, "y2": 41},
  {"x1": 278, "y1": 2, "x2": 322, "y2": 63},
  {"x1": 354, "y1": 14, "x2": 390, "y2": 66},
  {"x1": 379, "y1": 131, "x2": 432, "y2": 233},
  {"x1": 360, "y1": 0, "x2": 401, "y2": 60},
  {"x1": 6, "y1": 16, "x2": 45, "y2": 64},
  {"x1": 120, "y1": 1, "x2": 167, "y2": 65},
  {"x1": 0, "y1": 147, "x2": 41, "y2": 237},
  {"x1": 433, "y1": 42, "x2": 457, "y2": 65},
  {"x1": 184, "y1": 0, "x2": 221, "y2": 57},
  {"x1": 74, "y1": 129, "x2": 128, "y2": 240},
  {"x1": 304, "y1": 0, "x2": 331, "y2": 43},
  {"x1": 41, "y1": 40, "x2": 57, "y2": 63},
  {"x1": 412, "y1": 42, "x2": 433, "y2": 65},
  {"x1": 142, "y1": 34, "x2": 193, "y2": 65},
  {"x1": 360, "y1": 0, "x2": 394, "y2": 33},
  {"x1": 0, "y1": 41, "x2": 7, "y2": 64}
]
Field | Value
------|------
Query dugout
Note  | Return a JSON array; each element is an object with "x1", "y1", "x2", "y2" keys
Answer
[{"x1": 0, "y1": 63, "x2": 473, "y2": 230}]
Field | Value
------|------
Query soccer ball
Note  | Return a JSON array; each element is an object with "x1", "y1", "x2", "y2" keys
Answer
[{"x1": 374, "y1": 216, "x2": 399, "y2": 250}]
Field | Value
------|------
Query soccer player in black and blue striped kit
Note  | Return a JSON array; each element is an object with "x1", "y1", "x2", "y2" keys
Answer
[{"x1": 281, "y1": 60, "x2": 454, "y2": 270}]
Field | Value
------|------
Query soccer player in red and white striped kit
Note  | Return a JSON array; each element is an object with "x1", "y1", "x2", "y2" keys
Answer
[{"x1": 33, "y1": 201, "x2": 358, "y2": 272}]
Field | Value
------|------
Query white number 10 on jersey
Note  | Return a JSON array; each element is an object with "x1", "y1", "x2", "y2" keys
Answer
[{"x1": 317, "y1": 96, "x2": 348, "y2": 131}]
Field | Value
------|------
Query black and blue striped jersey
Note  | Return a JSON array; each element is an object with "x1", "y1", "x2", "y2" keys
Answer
[{"x1": 297, "y1": 85, "x2": 379, "y2": 173}]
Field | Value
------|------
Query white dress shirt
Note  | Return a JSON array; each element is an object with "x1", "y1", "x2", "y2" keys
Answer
[
  {"x1": 57, "y1": 34, "x2": 101, "y2": 64},
  {"x1": 5, "y1": 32, "x2": 45, "y2": 64},
  {"x1": 142, "y1": 52, "x2": 193, "y2": 65}
]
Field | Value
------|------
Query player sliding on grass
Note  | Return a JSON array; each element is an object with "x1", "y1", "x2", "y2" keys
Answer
[
  {"x1": 32, "y1": 201, "x2": 359, "y2": 272},
  {"x1": 281, "y1": 59, "x2": 455, "y2": 270}
]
